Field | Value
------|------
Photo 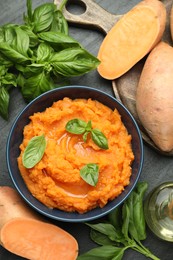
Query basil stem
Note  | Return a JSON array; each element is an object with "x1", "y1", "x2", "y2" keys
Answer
[
  {"x1": 80, "y1": 163, "x2": 99, "y2": 186},
  {"x1": 22, "y1": 134, "x2": 46, "y2": 169}
]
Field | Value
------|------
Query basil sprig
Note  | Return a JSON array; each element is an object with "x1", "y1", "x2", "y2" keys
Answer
[
  {"x1": 0, "y1": 0, "x2": 100, "y2": 119},
  {"x1": 78, "y1": 182, "x2": 160, "y2": 260},
  {"x1": 65, "y1": 118, "x2": 109, "y2": 150},
  {"x1": 80, "y1": 163, "x2": 99, "y2": 186},
  {"x1": 22, "y1": 134, "x2": 46, "y2": 169}
]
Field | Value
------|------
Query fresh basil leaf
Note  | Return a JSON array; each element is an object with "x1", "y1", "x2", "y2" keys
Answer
[
  {"x1": 3, "y1": 25, "x2": 16, "y2": 45},
  {"x1": 16, "y1": 63, "x2": 44, "y2": 77},
  {"x1": 16, "y1": 73, "x2": 25, "y2": 88},
  {"x1": 20, "y1": 25, "x2": 39, "y2": 48},
  {"x1": 22, "y1": 135, "x2": 46, "y2": 168},
  {"x1": 0, "y1": 86, "x2": 9, "y2": 120},
  {"x1": 0, "y1": 53, "x2": 13, "y2": 67},
  {"x1": 38, "y1": 31, "x2": 79, "y2": 46},
  {"x1": 80, "y1": 163, "x2": 99, "y2": 186},
  {"x1": 122, "y1": 203, "x2": 130, "y2": 240},
  {"x1": 2, "y1": 73, "x2": 17, "y2": 87},
  {"x1": 0, "y1": 65, "x2": 7, "y2": 77},
  {"x1": 91, "y1": 128, "x2": 109, "y2": 149},
  {"x1": 0, "y1": 28, "x2": 4, "y2": 43},
  {"x1": 13, "y1": 27, "x2": 30, "y2": 56},
  {"x1": 51, "y1": 47, "x2": 100, "y2": 77},
  {"x1": 27, "y1": 0, "x2": 33, "y2": 24},
  {"x1": 51, "y1": 10, "x2": 69, "y2": 35},
  {"x1": 125, "y1": 192, "x2": 139, "y2": 242},
  {"x1": 90, "y1": 229, "x2": 117, "y2": 246},
  {"x1": 82, "y1": 121, "x2": 92, "y2": 142},
  {"x1": 0, "y1": 42, "x2": 30, "y2": 64},
  {"x1": 77, "y1": 245, "x2": 126, "y2": 260},
  {"x1": 23, "y1": 0, "x2": 33, "y2": 25},
  {"x1": 108, "y1": 207, "x2": 124, "y2": 240},
  {"x1": 66, "y1": 118, "x2": 87, "y2": 134},
  {"x1": 21, "y1": 71, "x2": 54, "y2": 101},
  {"x1": 37, "y1": 43, "x2": 54, "y2": 62},
  {"x1": 87, "y1": 223, "x2": 122, "y2": 242},
  {"x1": 132, "y1": 182, "x2": 148, "y2": 241},
  {"x1": 83, "y1": 131, "x2": 89, "y2": 142},
  {"x1": 85, "y1": 120, "x2": 92, "y2": 131},
  {"x1": 33, "y1": 3, "x2": 56, "y2": 33}
]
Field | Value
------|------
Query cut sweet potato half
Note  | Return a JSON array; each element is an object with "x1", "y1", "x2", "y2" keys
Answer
[{"x1": 97, "y1": 0, "x2": 166, "y2": 80}]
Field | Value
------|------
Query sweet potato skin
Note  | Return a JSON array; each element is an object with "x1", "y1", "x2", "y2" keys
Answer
[
  {"x1": 0, "y1": 186, "x2": 41, "y2": 231},
  {"x1": 97, "y1": 0, "x2": 166, "y2": 80},
  {"x1": 170, "y1": 5, "x2": 173, "y2": 41},
  {"x1": 136, "y1": 42, "x2": 173, "y2": 152}
]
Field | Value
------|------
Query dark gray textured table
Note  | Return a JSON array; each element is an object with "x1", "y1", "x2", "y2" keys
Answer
[{"x1": 0, "y1": 0, "x2": 173, "y2": 259}]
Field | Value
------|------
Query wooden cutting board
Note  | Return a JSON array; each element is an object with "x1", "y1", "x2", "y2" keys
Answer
[{"x1": 54, "y1": 0, "x2": 173, "y2": 156}]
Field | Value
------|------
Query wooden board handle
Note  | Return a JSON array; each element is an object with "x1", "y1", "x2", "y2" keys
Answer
[{"x1": 54, "y1": 0, "x2": 121, "y2": 34}]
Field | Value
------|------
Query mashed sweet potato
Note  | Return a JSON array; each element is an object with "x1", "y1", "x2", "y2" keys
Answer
[{"x1": 18, "y1": 98, "x2": 134, "y2": 213}]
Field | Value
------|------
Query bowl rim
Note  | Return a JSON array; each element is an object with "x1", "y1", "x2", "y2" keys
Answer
[{"x1": 6, "y1": 85, "x2": 144, "y2": 222}]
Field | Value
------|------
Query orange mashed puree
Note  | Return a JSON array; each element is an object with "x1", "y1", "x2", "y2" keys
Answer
[{"x1": 18, "y1": 98, "x2": 134, "y2": 213}]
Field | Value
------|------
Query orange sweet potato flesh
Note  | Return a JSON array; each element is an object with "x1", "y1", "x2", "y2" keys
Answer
[
  {"x1": 136, "y1": 42, "x2": 173, "y2": 152},
  {"x1": 0, "y1": 186, "x2": 78, "y2": 260},
  {"x1": 97, "y1": 0, "x2": 166, "y2": 80},
  {"x1": 1, "y1": 218, "x2": 78, "y2": 260}
]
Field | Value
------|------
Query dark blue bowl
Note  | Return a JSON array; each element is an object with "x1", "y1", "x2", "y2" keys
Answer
[{"x1": 6, "y1": 86, "x2": 143, "y2": 222}]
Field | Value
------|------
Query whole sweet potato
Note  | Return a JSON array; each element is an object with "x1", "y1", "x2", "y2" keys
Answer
[{"x1": 136, "y1": 42, "x2": 173, "y2": 152}]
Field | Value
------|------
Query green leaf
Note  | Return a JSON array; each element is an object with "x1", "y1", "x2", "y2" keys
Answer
[
  {"x1": 20, "y1": 25, "x2": 39, "y2": 48},
  {"x1": 80, "y1": 163, "x2": 99, "y2": 186},
  {"x1": 90, "y1": 229, "x2": 117, "y2": 246},
  {"x1": 91, "y1": 128, "x2": 109, "y2": 149},
  {"x1": 13, "y1": 27, "x2": 30, "y2": 56},
  {"x1": 3, "y1": 25, "x2": 16, "y2": 45},
  {"x1": 87, "y1": 223, "x2": 123, "y2": 243},
  {"x1": 22, "y1": 135, "x2": 46, "y2": 168},
  {"x1": 0, "y1": 42, "x2": 30, "y2": 64},
  {"x1": 37, "y1": 43, "x2": 54, "y2": 62},
  {"x1": 0, "y1": 65, "x2": 7, "y2": 77},
  {"x1": 21, "y1": 71, "x2": 54, "y2": 101},
  {"x1": 83, "y1": 131, "x2": 89, "y2": 142},
  {"x1": 85, "y1": 120, "x2": 92, "y2": 131},
  {"x1": 33, "y1": 3, "x2": 56, "y2": 33},
  {"x1": 65, "y1": 118, "x2": 87, "y2": 134},
  {"x1": 108, "y1": 206, "x2": 123, "y2": 230},
  {"x1": 124, "y1": 182, "x2": 148, "y2": 242},
  {"x1": 38, "y1": 31, "x2": 79, "y2": 46},
  {"x1": 51, "y1": 10, "x2": 69, "y2": 35},
  {"x1": 0, "y1": 86, "x2": 9, "y2": 120},
  {"x1": 77, "y1": 245, "x2": 126, "y2": 260},
  {"x1": 125, "y1": 192, "x2": 139, "y2": 242},
  {"x1": 16, "y1": 63, "x2": 44, "y2": 77},
  {"x1": 132, "y1": 182, "x2": 148, "y2": 240},
  {"x1": 2, "y1": 73, "x2": 17, "y2": 87},
  {"x1": 16, "y1": 73, "x2": 25, "y2": 88},
  {"x1": 0, "y1": 28, "x2": 4, "y2": 43},
  {"x1": 27, "y1": 0, "x2": 33, "y2": 24},
  {"x1": 122, "y1": 203, "x2": 130, "y2": 240},
  {"x1": 51, "y1": 47, "x2": 100, "y2": 77}
]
